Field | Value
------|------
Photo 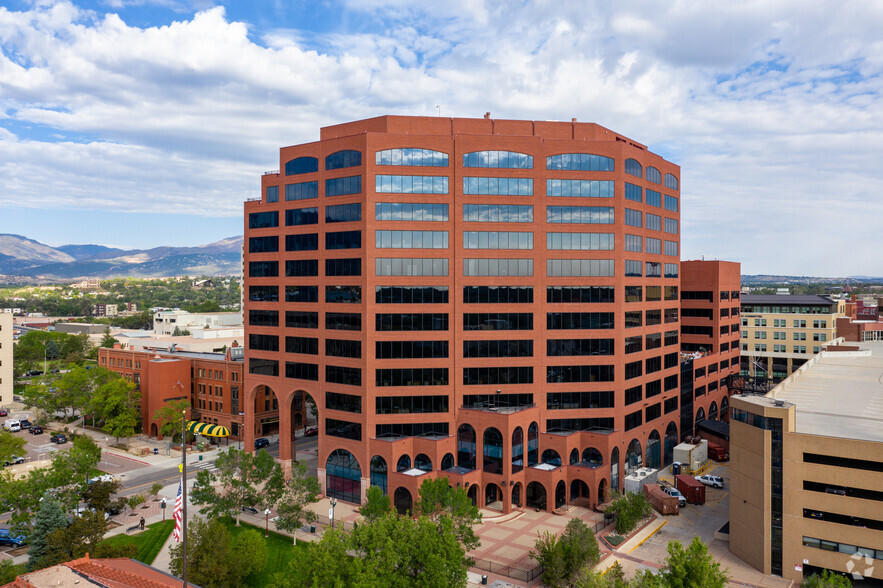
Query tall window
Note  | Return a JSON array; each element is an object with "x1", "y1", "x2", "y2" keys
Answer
[
  {"x1": 527, "y1": 422, "x2": 539, "y2": 466},
  {"x1": 512, "y1": 427, "x2": 524, "y2": 473},
  {"x1": 483, "y1": 428, "x2": 503, "y2": 474},
  {"x1": 325, "y1": 449, "x2": 361, "y2": 503},
  {"x1": 457, "y1": 424, "x2": 476, "y2": 470}
]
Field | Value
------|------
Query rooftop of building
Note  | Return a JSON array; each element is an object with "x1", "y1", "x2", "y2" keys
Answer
[
  {"x1": 7, "y1": 555, "x2": 186, "y2": 587},
  {"x1": 741, "y1": 294, "x2": 835, "y2": 305},
  {"x1": 766, "y1": 341, "x2": 883, "y2": 443}
]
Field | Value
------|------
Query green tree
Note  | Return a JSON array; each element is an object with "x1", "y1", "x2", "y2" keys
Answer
[
  {"x1": 190, "y1": 448, "x2": 284, "y2": 525},
  {"x1": 44, "y1": 339, "x2": 61, "y2": 360},
  {"x1": 150, "y1": 482, "x2": 163, "y2": 500},
  {"x1": 272, "y1": 461, "x2": 320, "y2": 542},
  {"x1": 28, "y1": 498, "x2": 68, "y2": 570},
  {"x1": 42, "y1": 511, "x2": 108, "y2": 567},
  {"x1": 0, "y1": 430, "x2": 27, "y2": 464},
  {"x1": 232, "y1": 528, "x2": 268, "y2": 580},
  {"x1": 93, "y1": 377, "x2": 140, "y2": 445},
  {"x1": 653, "y1": 537, "x2": 729, "y2": 588},
  {"x1": 99, "y1": 327, "x2": 118, "y2": 349},
  {"x1": 273, "y1": 527, "x2": 367, "y2": 588},
  {"x1": 82, "y1": 479, "x2": 125, "y2": 515},
  {"x1": 360, "y1": 485, "x2": 393, "y2": 522},
  {"x1": 0, "y1": 560, "x2": 24, "y2": 585},
  {"x1": 169, "y1": 518, "x2": 238, "y2": 588},
  {"x1": 152, "y1": 398, "x2": 190, "y2": 440},
  {"x1": 605, "y1": 491, "x2": 653, "y2": 535},
  {"x1": 415, "y1": 476, "x2": 482, "y2": 552},
  {"x1": 802, "y1": 569, "x2": 852, "y2": 588},
  {"x1": 532, "y1": 518, "x2": 601, "y2": 588},
  {"x1": 92, "y1": 541, "x2": 138, "y2": 559}
]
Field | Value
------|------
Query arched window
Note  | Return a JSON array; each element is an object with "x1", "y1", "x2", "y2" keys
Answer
[
  {"x1": 526, "y1": 482, "x2": 546, "y2": 510},
  {"x1": 541, "y1": 449, "x2": 561, "y2": 467},
  {"x1": 582, "y1": 447, "x2": 603, "y2": 467},
  {"x1": 326, "y1": 449, "x2": 361, "y2": 503},
  {"x1": 370, "y1": 455, "x2": 387, "y2": 494},
  {"x1": 625, "y1": 158, "x2": 642, "y2": 178},
  {"x1": 463, "y1": 150, "x2": 533, "y2": 169},
  {"x1": 483, "y1": 427, "x2": 503, "y2": 474},
  {"x1": 546, "y1": 153, "x2": 614, "y2": 171},
  {"x1": 696, "y1": 407, "x2": 706, "y2": 425},
  {"x1": 325, "y1": 150, "x2": 361, "y2": 170},
  {"x1": 664, "y1": 173, "x2": 679, "y2": 190},
  {"x1": 457, "y1": 424, "x2": 476, "y2": 470},
  {"x1": 645, "y1": 166, "x2": 662, "y2": 184},
  {"x1": 709, "y1": 402, "x2": 719, "y2": 421},
  {"x1": 512, "y1": 483, "x2": 522, "y2": 507},
  {"x1": 721, "y1": 397, "x2": 730, "y2": 421},
  {"x1": 555, "y1": 481, "x2": 567, "y2": 509},
  {"x1": 285, "y1": 156, "x2": 318, "y2": 176},
  {"x1": 512, "y1": 427, "x2": 524, "y2": 474},
  {"x1": 415, "y1": 453, "x2": 433, "y2": 472},
  {"x1": 664, "y1": 422, "x2": 678, "y2": 466},
  {"x1": 394, "y1": 487, "x2": 412, "y2": 515},
  {"x1": 375, "y1": 148, "x2": 448, "y2": 167},
  {"x1": 569, "y1": 449, "x2": 579, "y2": 465},
  {"x1": 646, "y1": 430, "x2": 661, "y2": 469},
  {"x1": 441, "y1": 453, "x2": 455, "y2": 470},
  {"x1": 625, "y1": 439, "x2": 642, "y2": 473},
  {"x1": 527, "y1": 422, "x2": 539, "y2": 466},
  {"x1": 396, "y1": 455, "x2": 411, "y2": 472},
  {"x1": 610, "y1": 447, "x2": 620, "y2": 491}
]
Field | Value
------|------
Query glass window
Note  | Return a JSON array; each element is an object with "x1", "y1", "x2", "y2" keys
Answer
[
  {"x1": 376, "y1": 202, "x2": 448, "y2": 221},
  {"x1": 664, "y1": 195, "x2": 679, "y2": 212},
  {"x1": 624, "y1": 234, "x2": 642, "y2": 252},
  {"x1": 547, "y1": 206, "x2": 614, "y2": 224},
  {"x1": 463, "y1": 177, "x2": 534, "y2": 196},
  {"x1": 465, "y1": 231, "x2": 533, "y2": 249},
  {"x1": 547, "y1": 233, "x2": 613, "y2": 250},
  {"x1": 646, "y1": 213, "x2": 662, "y2": 231},
  {"x1": 664, "y1": 240, "x2": 678, "y2": 256},
  {"x1": 285, "y1": 207, "x2": 318, "y2": 226},
  {"x1": 284, "y1": 156, "x2": 318, "y2": 176},
  {"x1": 546, "y1": 153, "x2": 614, "y2": 171},
  {"x1": 265, "y1": 185, "x2": 278, "y2": 203},
  {"x1": 248, "y1": 211, "x2": 278, "y2": 229},
  {"x1": 376, "y1": 230, "x2": 449, "y2": 249},
  {"x1": 464, "y1": 204, "x2": 533, "y2": 222},
  {"x1": 375, "y1": 258, "x2": 449, "y2": 276},
  {"x1": 645, "y1": 166, "x2": 662, "y2": 184},
  {"x1": 646, "y1": 238, "x2": 662, "y2": 254},
  {"x1": 325, "y1": 150, "x2": 361, "y2": 170},
  {"x1": 285, "y1": 181, "x2": 318, "y2": 201},
  {"x1": 624, "y1": 260, "x2": 642, "y2": 277},
  {"x1": 646, "y1": 189, "x2": 661, "y2": 207},
  {"x1": 546, "y1": 259, "x2": 614, "y2": 277},
  {"x1": 664, "y1": 173, "x2": 679, "y2": 190},
  {"x1": 463, "y1": 150, "x2": 533, "y2": 169},
  {"x1": 376, "y1": 175, "x2": 449, "y2": 194},
  {"x1": 326, "y1": 230, "x2": 361, "y2": 250},
  {"x1": 625, "y1": 183, "x2": 642, "y2": 203},
  {"x1": 326, "y1": 202, "x2": 361, "y2": 223},
  {"x1": 624, "y1": 209, "x2": 642, "y2": 228},
  {"x1": 664, "y1": 218, "x2": 679, "y2": 234},
  {"x1": 376, "y1": 148, "x2": 449, "y2": 167},
  {"x1": 625, "y1": 158, "x2": 642, "y2": 177},
  {"x1": 546, "y1": 180, "x2": 614, "y2": 198},
  {"x1": 325, "y1": 176, "x2": 361, "y2": 197},
  {"x1": 285, "y1": 233, "x2": 318, "y2": 251},
  {"x1": 463, "y1": 258, "x2": 533, "y2": 276},
  {"x1": 249, "y1": 236, "x2": 278, "y2": 253}
]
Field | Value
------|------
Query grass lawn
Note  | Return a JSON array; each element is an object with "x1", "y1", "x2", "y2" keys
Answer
[
  {"x1": 219, "y1": 518, "x2": 310, "y2": 586},
  {"x1": 98, "y1": 520, "x2": 175, "y2": 565}
]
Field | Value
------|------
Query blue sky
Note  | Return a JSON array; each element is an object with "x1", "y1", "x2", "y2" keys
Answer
[{"x1": 2, "y1": 1, "x2": 883, "y2": 274}]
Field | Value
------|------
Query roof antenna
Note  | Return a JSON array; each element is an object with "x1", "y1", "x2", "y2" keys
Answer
[{"x1": 436, "y1": 105, "x2": 440, "y2": 117}]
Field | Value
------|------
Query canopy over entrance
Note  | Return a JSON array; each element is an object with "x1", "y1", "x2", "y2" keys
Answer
[{"x1": 186, "y1": 421, "x2": 230, "y2": 438}]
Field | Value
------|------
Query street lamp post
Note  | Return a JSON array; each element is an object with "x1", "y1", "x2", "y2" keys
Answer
[
  {"x1": 330, "y1": 497, "x2": 337, "y2": 530},
  {"x1": 264, "y1": 508, "x2": 271, "y2": 537},
  {"x1": 181, "y1": 410, "x2": 188, "y2": 588}
]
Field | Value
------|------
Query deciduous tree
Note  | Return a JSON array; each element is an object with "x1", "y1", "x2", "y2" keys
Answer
[
  {"x1": 152, "y1": 398, "x2": 190, "y2": 441},
  {"x1": 532, "y1": 518, "x2": 601, "y2": 588},
  {"x1": 653, "y1": 537, "x2": 729, "y2": 588},
  {"x1": 0, "y1": 430, "x2": 26, "y2": 465},
  {"x1": 93, "y1": 378, "x2": 140, "y2": 445},
  {"x1": 42, "y1": 511, "x2": 107, "y2": 567},
  {"x1": 415, "y1": 476, "x2": 482, "y2": 552},
  {"x1": 272, "y1": 461, "x2": 320, "y2": 542},
  {"x1": 360, "y1": 485, "x2": 392, "y2": 522}
]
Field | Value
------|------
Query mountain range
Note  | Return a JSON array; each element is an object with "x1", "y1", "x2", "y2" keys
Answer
[{"x1": 0, "y1": 234, "x2": 242, "y2": 281}]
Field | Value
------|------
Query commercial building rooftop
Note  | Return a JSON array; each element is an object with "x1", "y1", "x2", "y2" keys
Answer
[
  {"x1": 741, "y1": 294, "x2": 834, "y2": 305},
  {"x1": 767, "y1": 341, "x2": 883, "y2": 443}
]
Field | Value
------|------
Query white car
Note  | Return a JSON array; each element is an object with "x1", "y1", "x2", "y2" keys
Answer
[
  {"x1": 89, "y1": 474, "x2": 117, "y2": 484},
  {"x1": 695, "y1": 474, "x2": 724, "y2": 489},
  {"x1": 661, "y1": 485, "x2": 687, "y2": 507}
]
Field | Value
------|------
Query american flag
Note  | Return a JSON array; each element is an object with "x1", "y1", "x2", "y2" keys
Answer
[{"x1": 172, "y1": 480, "x2": 183, "y2": 542}]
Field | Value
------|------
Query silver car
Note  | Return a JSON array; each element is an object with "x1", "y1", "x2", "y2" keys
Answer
[{"x1": 695, "y1": 474, "x2": 724, "y2": 489}]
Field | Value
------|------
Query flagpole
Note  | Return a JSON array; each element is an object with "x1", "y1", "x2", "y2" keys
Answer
[{"x1": 182, "y1": 410, "x2": 187, "y2": 588}]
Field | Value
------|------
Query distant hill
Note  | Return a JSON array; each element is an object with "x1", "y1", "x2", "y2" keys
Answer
[{"x1": 0, "y1": 234, "x2": 242, "y2": 280}]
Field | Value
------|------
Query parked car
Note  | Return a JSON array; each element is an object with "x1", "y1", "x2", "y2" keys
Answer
[
  {"x1": 50, "y1": 434, "x2": 68, "y2": 444},
  {"x1": 0, "y1": 529, "x2": 27, "y2": 547},
  {"x1": 3, "y1": 456, "x2": 24, "y2": 467},
  {"x1": 24, "y1": 370, "x2": 43, "y2": 377},
  {"x1": 29, "y1": 425, "x2": 43, "y2": 435},
  {"x1": 0, "y1": 409, "x2": 7, "y2": 417},
  {"x1": 254, "y1": 437, "x2": 270, "y2": 450},
  {"x1": 18, "y1": 419, "x2": 31, "y2": 430},
  {"x1": 695, "y1": 474, "x2": 724, "y2": 489},
  {"x1": 303, "y1": 426, "x2": 319, "y2": 437},
  {"x1": 89, "y1": 474, "x2": 117, "y2": 484},
  {"x1": 661, "y1": 485, "x2": 687, "y2": 507}
]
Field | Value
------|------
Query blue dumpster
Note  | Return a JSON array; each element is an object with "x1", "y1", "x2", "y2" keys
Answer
[{"x1": 672, "y1": 463, "x2": 681, "y2": 475}]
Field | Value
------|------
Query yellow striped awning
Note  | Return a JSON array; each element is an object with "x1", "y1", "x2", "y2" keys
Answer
[{"x1": 186, "y1": 421, "x2": 230, "y2": 438}]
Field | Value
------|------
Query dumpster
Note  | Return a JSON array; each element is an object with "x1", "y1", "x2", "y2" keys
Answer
[
  {"x1": 675, "y1": 475, "x2": 706, "y2": 505},
  {"x1": 644, "y1": 483, "x2": 679, "y2": 515}
]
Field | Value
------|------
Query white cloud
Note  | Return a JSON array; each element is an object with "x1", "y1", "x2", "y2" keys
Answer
[{"x1": 2, "y1": 0, "x2": 883, "y2": 274}]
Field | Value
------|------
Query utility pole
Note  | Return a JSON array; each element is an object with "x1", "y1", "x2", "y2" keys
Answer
[{"x1": 182, "y1": 410, "x2": 188, "y2": 588}]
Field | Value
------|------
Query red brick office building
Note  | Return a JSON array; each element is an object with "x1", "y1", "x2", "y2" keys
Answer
[{"x1": 243, "y1": 115, "x2": 738, "y2": 513}]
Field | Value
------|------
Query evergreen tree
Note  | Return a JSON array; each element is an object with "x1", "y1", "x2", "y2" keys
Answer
[{"x1": 28, "y1": 498, "x2": 67, "y2": 570}]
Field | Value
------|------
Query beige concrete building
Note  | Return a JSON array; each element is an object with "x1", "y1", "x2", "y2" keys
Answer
[
  {"x1": 0, "y1": 313, "x2": 12, "y2": 408},
  {"x1": 729, "y1": 343, "x2": 883, "y2": 583},
  {"x1": 740, "y1": 295, "x2": 846, "y2": 380},
  {"x1": 152, "y1": 310, "x2": 242, "y2": 336}
]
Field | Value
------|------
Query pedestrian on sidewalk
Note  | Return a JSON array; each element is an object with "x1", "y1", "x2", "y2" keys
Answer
[{"x1": 139, "y1": 516, "x2": 145, "y2": 531}]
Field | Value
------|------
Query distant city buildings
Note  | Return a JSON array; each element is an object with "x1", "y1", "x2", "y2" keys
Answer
[
  {"x1": 739, "y1": 294, "x2": 846, "y2": 379},
  {"x1": 152, "y1": 310, "x2": 242, "y2": 336}
]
